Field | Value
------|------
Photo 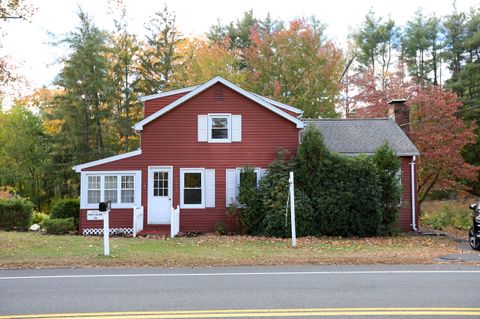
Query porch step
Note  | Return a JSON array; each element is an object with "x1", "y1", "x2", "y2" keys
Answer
[{"x1": 138, "y1": 225, "x2": 170, "y2": 236}]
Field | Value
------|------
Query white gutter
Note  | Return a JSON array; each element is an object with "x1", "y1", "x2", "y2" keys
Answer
[{"x1": 410, "y1": 156, "x2": 417, "y2": 231}]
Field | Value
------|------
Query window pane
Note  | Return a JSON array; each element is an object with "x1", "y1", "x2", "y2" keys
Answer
[
  {"x1": 121, "y1": 190, "x2": 134, "y2": 203},
  {"x1": 184, "y1": 173, "x2": 201, "y2": 188},
  {"x1": 184, "y1": 189, "x2": 202, "y2": 204},
  {"x1": 153, "y1": 171, "x2": 168, "y2": 197},
  {"x1": 88, "y1": 176, "x2": 100, "y2": 189},
  {"x1": 105, "y1": 176, "x2": 117, "y2": 189},
  {"x1": 121, "y1": 176, "x2": 134, "y2": 189},
  {"x1": 212, "y1": 129, "x2": 228, "y2": 139},
  {"x1": 88, "y1": 190, "x2": 101, "y2": 204},
  {"x1": 212, "y1": 118, "x2": 227, "y2": 129},
  {"x1": 104, "y1": 190, "x2": 117, "y2": 203}
]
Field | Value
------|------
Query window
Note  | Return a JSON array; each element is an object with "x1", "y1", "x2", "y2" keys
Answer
[
  {"x1": 104, "y1": 176, "x2": 118, "y2": 203},
  {"x1": 153, "y1": 172, "x2": 168, "y2": 197},
  {"x1": 121, "y1": 176, "x2": 135, "y2": 203},
  {"x1": 87, "y1": 176, "x2": 101, "y2": 204},
  {"x1": 208, "y1": 115, "x2": 231, "y2": 142},
  {"x1": 181, "y1": 169, "x2": 204, "y2": 208},
  {"x1": 85, "y1": 173, "x2": 136, "y2": 206},
  {"x1": 236, "y1": 168, "x2": 260, "y2": 195}
]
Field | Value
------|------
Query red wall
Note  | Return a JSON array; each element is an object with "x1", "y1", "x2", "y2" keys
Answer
[
  {"x1": 144, "y1": 92, "x2": 189, "y2": 117},
  {"x1": 398, "y1": 156, "x2": 418, "y2": 232},
  {"x1": 81, "y1": 83, "x2": 300, "y2": 232}
]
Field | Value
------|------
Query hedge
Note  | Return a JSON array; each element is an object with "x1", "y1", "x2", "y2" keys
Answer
[
  {"x1": 50, "y1": 198, "x2": 80, "y2": 229},
  {"x1": 43, "y1": 217, "x2": 76, "y2": 234},
  {"x1": 0, "y1": 198, "x2": 34, "y2": 231}
]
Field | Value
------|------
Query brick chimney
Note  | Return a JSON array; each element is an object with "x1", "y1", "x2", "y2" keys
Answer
[{"x1": 388, "y1": 99, "x2": 410, "y2": 136}]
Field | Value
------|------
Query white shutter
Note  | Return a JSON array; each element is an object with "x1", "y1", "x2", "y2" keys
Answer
[
  {"x1": 225, "y1": 169, "x2": 237, "y2": 207},
  {"x1": 205, "y1": 169, "x2": 215, "y2": 208},
  {"x1": 232, "y1": 115, "x2": 242, "y2": 142},
  {"x1": 198, "y1": 115, "x2": 207, "y2": 142}
]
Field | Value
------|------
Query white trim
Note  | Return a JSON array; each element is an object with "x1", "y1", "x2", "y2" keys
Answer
[
  {"x1": 253, "y1": 93, "x2": 303, "y2": 115},
  {"x1": 80, "y1": 170, "x2": 142, "y2": 209},
  {"x1": 134, "y1": 76, "x2": 304, "y2": 131},
  {"x1": 140, "y1": 85, "x2": 200, "y2": 101},
  {"x1": 208, "y1": 114, "x2": 232, "y2": 143},
  {"x1": 180, "y1": 168, "x2": 205, "y2": 209},
  {"x1": 73, "y1": 149, "x2": 142, "y2": 173},
  {"x1": 147, "y1": 166, "x2": 173, "y2": 225}
]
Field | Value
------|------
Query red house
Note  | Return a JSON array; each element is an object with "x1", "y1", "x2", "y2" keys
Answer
[{"x1": 73, "y1": 76, "x2": 419, "y2": 236}]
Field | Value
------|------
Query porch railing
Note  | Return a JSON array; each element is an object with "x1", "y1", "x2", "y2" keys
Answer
[
  {"x1": 133, "y1": 206, "x2": 144, "y2": 237},
  {"x1": 170, "y1": 205, "x2": 180, "y2": 238}
]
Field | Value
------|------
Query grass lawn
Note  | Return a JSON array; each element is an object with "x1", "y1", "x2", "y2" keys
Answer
[
  {"x1": 0, "y1": 231, "x2": 462, "y2": 269},
  {"x1": 420, "y1": 199, "x2": 473, "y2": 238}
]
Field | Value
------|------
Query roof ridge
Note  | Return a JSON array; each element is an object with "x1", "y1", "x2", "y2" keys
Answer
[{"x1": 304, "y1": 118, "x2": 390, "y2": 121}]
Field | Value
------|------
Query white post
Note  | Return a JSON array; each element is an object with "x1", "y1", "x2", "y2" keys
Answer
[
  {"x1": 103, "y1": 210, "x2": 110, "y2": 256},
  {"x1": 289, "y1": 171, "x2": 296, "y2": 247}
]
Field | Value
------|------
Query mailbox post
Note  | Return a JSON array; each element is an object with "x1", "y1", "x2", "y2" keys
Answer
[{"x1": 99, "y1": 201, "x2": 111, "y2": 256}]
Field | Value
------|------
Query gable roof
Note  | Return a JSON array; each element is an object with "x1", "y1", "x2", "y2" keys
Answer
[
  {"x1": 134, "y1": 76, "x2": 304, "y2": 131},
  {"x1": 72, "y1": 149, "x2": 142, "y2": 172},
  {"x1": 304, "y1": 118, "x2": 420, "y2": 157}
]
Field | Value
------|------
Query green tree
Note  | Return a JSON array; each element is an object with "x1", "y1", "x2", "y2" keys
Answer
[
  {"x1": 138, "y1": 5, "x2": 182, "y2": 94},
  {"x1": 54, "y1": 9, "x2": 111, "y2": 163},
  {"x1": 353, "y1": 10, "x2": 399, "y2": 89},
  {"x1": 372, "y1": 143, "x2": 401, "y2": 235},
  {"x1": 0, "y1": 104, "x2": 48, "y2": 208},
  {"x1": 107, "y1": 9, "x2": 142, "y2": 152}
]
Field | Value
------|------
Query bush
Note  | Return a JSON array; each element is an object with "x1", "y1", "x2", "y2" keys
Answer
[
  {"x1": 43, "y1": 218, "x2": 75, "y2": 234},
  {"x1": 0, "y1": 198, "x2": 33, "y2": 230},
  {"x1": 50, "y1": 199, "x2": 80, "y2": 229},
  {"x1": 421, "y1": 205, "x2": 471, "y2": 231},
  {"x1": 373, "y1": 143, "x2": 402, "y2": 235},
  {"x1": 32, "y1": 211, "x2": 49, "y2": 226},
  {"x1": 214, "y1": 221, "x2": 228, "y2": 235}
]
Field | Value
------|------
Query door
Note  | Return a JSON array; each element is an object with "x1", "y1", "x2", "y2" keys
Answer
[{"x1": 148, "y1": 167, "x2": 172, "y2": 224}]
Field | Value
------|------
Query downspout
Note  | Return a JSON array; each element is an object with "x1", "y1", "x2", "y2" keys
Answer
[{"x1": 410, "y1": 156, "x2": 417, "y2": 231}]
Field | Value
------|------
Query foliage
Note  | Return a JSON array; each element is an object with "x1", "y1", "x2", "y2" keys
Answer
[
  {"x1": 138, "y1": 4, "x2": 182, "y2": 94},
  {"x1": 0, "y1": 105, "x2": 49, "y2": 208},
  {"x1": 0, "y1": 198, "x2": 33, "y2": 231},
  {"x1": 50, "y1": 199, "x2": 80, "y2": 229},
  {"x1": 32, "y1": 211, "x2": 49, "y2": 226},
  {"x1": 372, "y1": 143, "x2": 402, "y2": 235},
  {"x1": 245, "y1": 18, "x2": 344, "y2": 118},
  {"x1": 237, "y1": 166, "x2": 264, "y2": 234},
  {"x1": 43, "y1": 218, "x2": 76, "y2": 235},
  {"x1": 421, "y1": 205, "x2": 471, "y2": 231},
  {"x1": 214, "y1": 221, "x2": 227, "y2": 235},
  {"x1": 297, "y1": 126, "x2": 383, "y2": 237}
]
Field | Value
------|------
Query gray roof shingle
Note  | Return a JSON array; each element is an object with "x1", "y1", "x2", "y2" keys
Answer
[{"x1": 304, "y1": 118, "x2": 420, "y2": 157}]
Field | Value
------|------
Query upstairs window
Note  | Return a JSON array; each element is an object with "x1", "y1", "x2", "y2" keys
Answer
[{"x1": 208, "y1": 114, "x2": 231, "y2": 142}]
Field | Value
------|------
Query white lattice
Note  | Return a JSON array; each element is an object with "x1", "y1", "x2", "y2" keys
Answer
[{"x1": 83, "y1": 228, "x2": 133, "y2": 236}]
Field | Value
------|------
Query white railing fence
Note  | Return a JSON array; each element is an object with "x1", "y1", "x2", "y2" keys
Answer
[
  {"x1": 132, "y1": 206, "x2": 144, "y2": 237},
  {"x1": 170, "y1": 205, "x2": 180, "y2": 238}
]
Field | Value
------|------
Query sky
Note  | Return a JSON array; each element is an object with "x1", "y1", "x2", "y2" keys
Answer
[{"x1": 1, "y1": 0, "x2": 479, "y2": 103}]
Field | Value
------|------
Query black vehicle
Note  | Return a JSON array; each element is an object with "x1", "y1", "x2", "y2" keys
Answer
[{"x1": 468, "y1": 201, "x2": 480, "y2": 250}]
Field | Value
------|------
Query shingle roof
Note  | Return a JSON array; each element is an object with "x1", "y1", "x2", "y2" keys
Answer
[{"x1": 304, "y1": 118, "x2": 420, "y2": 157}]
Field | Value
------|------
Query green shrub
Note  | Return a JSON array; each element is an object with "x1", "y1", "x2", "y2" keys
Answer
[
  {"x1": 0, "y1": 198, "x2": 33, "y2": 230},
  {"x1": 43, "y1": 218, "x2": 75, "y2": 234},
  {"x1": 214, "y1": 221, "x2": 228, "y2": 235},
  {"x1": 50, "y1": 199, "x2": 80, "y2": 229},
  {"x1": 32, "y1": 211, "x2": 49, "y2": 226},
  {"x1": 237, "y1": 166, "x2": 265, "y2": 234},
  {"x1": 372, "y1": 143, "x2": 402, "y2": 235},
  {"x1": 421, "y1": 205, "x2": 471, "y2": 231}
]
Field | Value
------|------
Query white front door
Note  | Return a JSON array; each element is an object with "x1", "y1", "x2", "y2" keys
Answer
[{"x1": 148, "y1": 167, "x2": 172, "y2": 224}]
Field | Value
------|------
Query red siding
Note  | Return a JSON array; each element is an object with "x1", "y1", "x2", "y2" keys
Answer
[
  {"x1": 398, "y1": 156, "x2": 418, "y2": 232},
  {"x1": 143, "y1": 92, "x2": 190, "y2": 117},
  {"x1": 82, "y1": 83, "x2": 300, "y2": 233}
]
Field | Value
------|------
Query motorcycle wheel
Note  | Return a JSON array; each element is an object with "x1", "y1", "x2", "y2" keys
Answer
[{"x1": 469, "y1": 227, "x2": 480, "y2": 251}]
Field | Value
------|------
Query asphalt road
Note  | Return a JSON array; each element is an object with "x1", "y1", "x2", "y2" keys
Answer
[{"x1": 1, "y1": 264, "x2": 479, "y2": 318}]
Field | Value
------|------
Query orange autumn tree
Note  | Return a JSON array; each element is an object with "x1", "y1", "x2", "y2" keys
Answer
[
  {"x1": 244, "y1": 18, "x2": 344, "y2": 118},
  {"x1": 347, "y1": 65, "x2": 478, "y2": 203}
]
